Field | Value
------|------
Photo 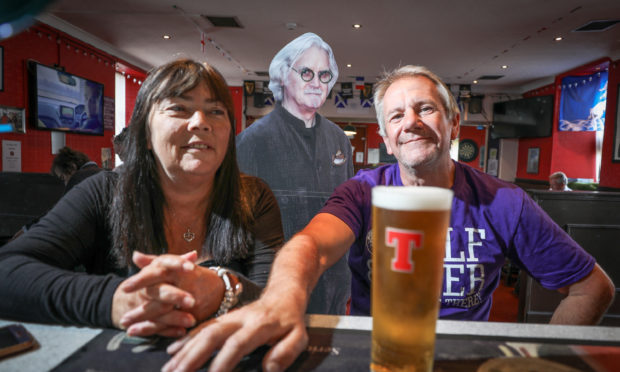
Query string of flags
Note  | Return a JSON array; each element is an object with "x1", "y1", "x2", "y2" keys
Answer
[{"x1": 335, "y1": 79, "x2": 374, "y2": 108}]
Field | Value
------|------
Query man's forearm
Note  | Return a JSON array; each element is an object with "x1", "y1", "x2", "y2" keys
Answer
[
  {"x1": 262, "y1": 234, "x2": 323, "y2": 310},
  {"x1": 550, "y1": 264, "x2": 615, "y2": 325},
  {"x1": 260, "y1": 213, "x2": 355, "y2": 311},
  {"x1": 550, "y1": 292, "x2": 612, "y2": 325}
]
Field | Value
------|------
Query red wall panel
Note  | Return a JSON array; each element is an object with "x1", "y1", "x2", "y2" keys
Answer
[
  {"x1": 230, "y1": 87, "x2": 243, "y2": 135},
  {"x1": 551, "y1": 131, "x2": 597, "y2": 179},
  {"x1": 366, "y1": 123, "x2": 382, "y2": 148},
  {"x1": 516, "y1": 137, "x2": 553, "y2": 180}
]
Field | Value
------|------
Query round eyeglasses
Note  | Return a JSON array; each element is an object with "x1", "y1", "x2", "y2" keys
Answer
[{"x1": 291, "y1": 67, "x2": 333, "y2": 84}]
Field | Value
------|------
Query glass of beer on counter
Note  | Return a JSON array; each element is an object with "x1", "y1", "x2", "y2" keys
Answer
[{"x1": 371, "y1": 186, "x2": 453, "y2": 372}]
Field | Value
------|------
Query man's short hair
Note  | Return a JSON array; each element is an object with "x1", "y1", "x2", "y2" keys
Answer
[
  {"x1": 373, "y1": 65, "x2": 460, "y2": 136},
  {"x1": 268, "y1": 32, "x2": 339, "y2": 102},
  {"x1": 549, "y1": 171, "x2": 568, "y2": 185}
]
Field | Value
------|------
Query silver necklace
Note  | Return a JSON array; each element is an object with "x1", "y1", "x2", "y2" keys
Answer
[
  {"x1": 169, "y1": 208, "x2": 201, "y2": 243},
  {"x1": 183, "y1": 227, "x2": 196, "y2": 242}
]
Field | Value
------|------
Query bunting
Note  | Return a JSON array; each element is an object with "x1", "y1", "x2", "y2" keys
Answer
[
  {"x1": 340, "y1": 82, "x2": 354, "y2": 99},
  {"x1": 361, "y1": 83, "x2": 373, "y2": 108},
  {"x1": 335, "y1": 92, "x2": 348, "y2": 108}
]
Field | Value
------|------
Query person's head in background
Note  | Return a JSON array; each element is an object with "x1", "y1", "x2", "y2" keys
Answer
[
  {"x1": 549, "y1": 171, "x2": 570, "y2": 191},
  {"x1": 50, "y1": 147, "x2": 91, "y2": 185}
]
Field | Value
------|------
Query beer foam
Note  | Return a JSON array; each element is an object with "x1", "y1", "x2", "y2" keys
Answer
[{"x1": 372, "y1": 186, "x2": 453, "y2": 211}]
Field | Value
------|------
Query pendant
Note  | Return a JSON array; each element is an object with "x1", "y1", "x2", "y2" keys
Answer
[{"x1": 183, "y1": 228, "x2": 195, "y2": 242}]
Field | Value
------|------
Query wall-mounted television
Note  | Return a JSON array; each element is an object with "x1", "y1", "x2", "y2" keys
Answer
[
  {"x1": 491, "y1": 95, "x2": 553, "y2": 139},
  {"x1": 28, "y1": 61, "x2": 104, "y2": 135}
]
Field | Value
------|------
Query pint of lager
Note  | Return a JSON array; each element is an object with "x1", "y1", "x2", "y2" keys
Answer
[{"x1": 371, "y1": 186, "x2": 453, "y2": 372}]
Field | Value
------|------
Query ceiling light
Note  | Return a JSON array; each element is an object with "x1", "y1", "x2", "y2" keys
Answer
[
  {"x1": 554, "y1": 36, "x2": 563, "y2": 41},
  {"x1": 352, "y1": 24, "x2": 362, "y2": 29},
  {"x1": 346, "y1": 64, "x2": 352, "y2": 68},
  {"x1": 163, "y1": 35, "x2": 171, "y2": 40},
  {"x1": 501, "y1": 65, "x2": 508, "y2": 69},
  {"x1": 473, "y1": 80, "x2": 478, "y2": 84}
]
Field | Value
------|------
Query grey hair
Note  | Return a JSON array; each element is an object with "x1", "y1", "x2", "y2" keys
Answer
[
  {"x1": 549, "y1": 171, "x2": 568, "y2": 185},
  {"x1": 373, "y1": 65, "x2": 460, "y2": 136},
  {"x1": 268, "y1": 32, "x2": 339, "y2": 101}
]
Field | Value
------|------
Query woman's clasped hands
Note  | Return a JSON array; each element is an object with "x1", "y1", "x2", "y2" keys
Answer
[{"x1": 112, "y1": 251, "x2": 225, "y2": 338}]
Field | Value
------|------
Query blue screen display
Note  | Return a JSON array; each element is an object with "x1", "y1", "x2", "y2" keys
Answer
[{"x1": 30, "y1": 62, "x2": 104, "y2": 135}]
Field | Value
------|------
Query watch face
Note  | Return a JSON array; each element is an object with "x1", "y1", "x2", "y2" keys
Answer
[{"x1": 458, "y1": 139, "x2": 479, "y2": 163}]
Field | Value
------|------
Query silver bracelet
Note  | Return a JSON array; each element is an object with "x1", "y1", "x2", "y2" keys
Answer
[{"x1": 209, "y1": 266, "x2": 243, "y2": 317}]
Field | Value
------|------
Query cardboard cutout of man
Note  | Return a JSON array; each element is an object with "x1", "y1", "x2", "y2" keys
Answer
[{"x1": 236, "y1": 33, "x2": 353, "y2": 315}]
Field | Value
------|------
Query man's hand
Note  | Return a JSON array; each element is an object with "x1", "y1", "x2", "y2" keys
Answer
[
  {"x1": 111, "y1": 251, "x2": 224, "y2": 337},
  {"x1": 162, "y1": 288, "x2": 308, "y2": 372}
]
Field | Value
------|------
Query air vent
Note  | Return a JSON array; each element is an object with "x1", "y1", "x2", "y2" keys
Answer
[
  {"x1": 477, "y1": 75, "x2": 504, "y2": 80},
  {"x1": 202, "y1": 15, "x2": 243, "y2": 28},
  {"x1": 574, "y1": 19, "x2": 619, "y2": 32},
  {"x1": 254, "y1": 71, "x2": 269, "y2": 77}
]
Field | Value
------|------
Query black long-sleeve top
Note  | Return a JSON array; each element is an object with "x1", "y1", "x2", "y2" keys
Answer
[{"x1": 0, "y1": 171, "x2": 283, "y2": 328}]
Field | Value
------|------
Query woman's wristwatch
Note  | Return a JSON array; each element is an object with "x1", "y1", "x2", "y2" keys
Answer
[{"x1": 209, "y1": 266, "x2": 244, "y2": 317}]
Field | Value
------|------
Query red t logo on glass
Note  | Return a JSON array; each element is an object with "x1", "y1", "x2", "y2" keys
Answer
[{"x1": 385, "y1": 227, "x2": 424, "y2": 273}]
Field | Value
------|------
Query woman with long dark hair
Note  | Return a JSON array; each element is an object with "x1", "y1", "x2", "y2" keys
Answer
[{"x1": 0, "y1": 59, "x2": 283, "y2": 338}]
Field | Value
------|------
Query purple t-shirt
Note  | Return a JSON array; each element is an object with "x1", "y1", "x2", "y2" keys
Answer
[{"x1": 320, "y1": 162, "x2": 595, "y2": 320}]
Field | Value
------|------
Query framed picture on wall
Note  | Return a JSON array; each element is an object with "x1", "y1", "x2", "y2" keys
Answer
[
  {"x1": 527, "y1": 147, "x2": 540, "y2": 174},
  {"x1": 0, "y1": 105, "x2": 25, "y2": 133},
  {"x1": 614, "y1": 84, "x2": 620, "y2": 162},
  {"x1": 0, "y1": 46, "x2": 3, "y2": 91}
]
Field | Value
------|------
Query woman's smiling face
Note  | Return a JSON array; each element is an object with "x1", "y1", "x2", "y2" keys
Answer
[{"x1": 147, "y1": 81, "x2": 231, "y2": 182}]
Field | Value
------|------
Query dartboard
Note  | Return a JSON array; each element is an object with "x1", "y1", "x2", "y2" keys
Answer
[{"x1": 458, "y1": 139, "x2": 478, "y2": 162}]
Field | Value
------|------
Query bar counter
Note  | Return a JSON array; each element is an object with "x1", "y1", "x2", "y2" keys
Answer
[{"x1": 1, "y1": 316, "x2": 619, "y2": 371}]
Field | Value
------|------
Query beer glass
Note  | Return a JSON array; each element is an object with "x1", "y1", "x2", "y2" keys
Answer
[{"x1": 371, "y1": 186, "x2": 453, "y2": 372}]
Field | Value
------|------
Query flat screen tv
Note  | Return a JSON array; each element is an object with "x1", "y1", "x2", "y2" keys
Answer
[
  {"x1": 491, "y1": 95, "x2": 553, "y2": 139},
  {"x1": 28, "y1": 61, "x2": 104, "y2": 135}
]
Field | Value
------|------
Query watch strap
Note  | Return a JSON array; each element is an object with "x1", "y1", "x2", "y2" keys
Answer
[{"x1": 209, "y1": 266, "x2": 243, "y2": 317}]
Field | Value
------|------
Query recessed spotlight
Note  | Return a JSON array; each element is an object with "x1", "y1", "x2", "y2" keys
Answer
[
  {"x1": 352, "y1": 24, "x2": 362, "y2": 29},
  {"x1": 346, "y1": 64, "x2": 352, "y2": 68},
  {"x1": 501, "y1": 65, "x2": 508, "y2": 69},
  {"x1": 473, "y1": 80, "x2": 478, "y2": 84},
  {"x1": 163, "y1": 34, "x2": 171, "y2": 40},
  {"x1": 554, "y1": 36, "x2": 563, "y2": 41}
]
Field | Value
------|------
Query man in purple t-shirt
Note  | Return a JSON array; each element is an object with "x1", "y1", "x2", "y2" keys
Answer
[
  {"x1": 163, "y1": 66, "x2": 615, "y2": 372},
  {"x1": 321, "y1": 160, "x2": 596, "y2": 319}
]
